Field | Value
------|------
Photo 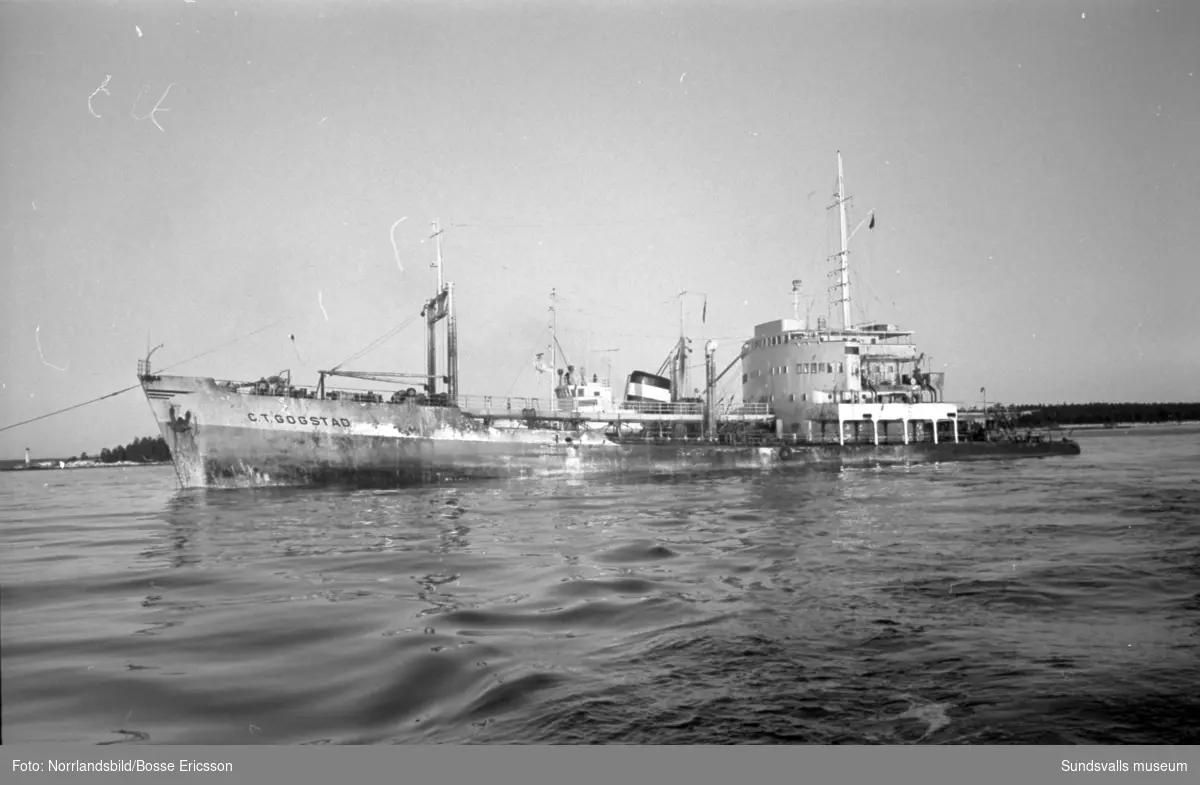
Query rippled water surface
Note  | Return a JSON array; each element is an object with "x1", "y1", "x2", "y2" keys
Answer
[{"x1": 3, "y1": 427, "x2": 1198, "y2": 745}]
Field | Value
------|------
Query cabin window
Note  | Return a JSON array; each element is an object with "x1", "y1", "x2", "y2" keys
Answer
[
  {"x1": 838, "y1": 362, "x2": 844, "y2": 374},
  {"x1": 594, "y1": 391, "x2": 601, "y2": 397},
  {"x1": 742, "y1": 373, "x2": 748, "y2": 383},
  {"x1": 789, "y1": 393, "x2": 795, "y2": 402},
  {"x1": 801, "y1": 393, "x2": 807, "y2": 401}
]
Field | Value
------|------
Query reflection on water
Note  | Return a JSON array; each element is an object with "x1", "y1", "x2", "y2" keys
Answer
[{"x1": 2, "y1": 429, "x2": 1198, "y2": 744}]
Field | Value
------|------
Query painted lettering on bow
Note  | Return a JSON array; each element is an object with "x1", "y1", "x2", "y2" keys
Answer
[{"x1": 247, "y1": 413, "x2": 351, "y2": 427}]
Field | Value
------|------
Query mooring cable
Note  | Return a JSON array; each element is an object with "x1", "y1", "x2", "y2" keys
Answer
[{"x1": 0, "y1": 319, "x2": 285, "y2": 434}]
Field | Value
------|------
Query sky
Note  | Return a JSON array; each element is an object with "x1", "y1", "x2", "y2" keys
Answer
[{"x1": 1, "y1": 0, "x2": 1197, "y2": 459}]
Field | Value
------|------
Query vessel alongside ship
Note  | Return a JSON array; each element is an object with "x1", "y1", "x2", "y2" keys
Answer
[{"x1": 139, "y1": 153, "x2": 1080, "y2": 489}]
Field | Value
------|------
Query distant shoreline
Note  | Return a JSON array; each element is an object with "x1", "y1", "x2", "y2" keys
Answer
[
  {"x1": 1051, "y1": 420, "x2": 1200, "y2": 431},
  {"x1": 0, "y1": 460, "x2": 172, "y2": 473}
]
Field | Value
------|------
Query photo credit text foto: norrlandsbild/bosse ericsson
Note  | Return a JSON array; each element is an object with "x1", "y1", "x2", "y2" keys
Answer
[{"x1": 13, "y1": 759, "x2": 233, "y2": 774}]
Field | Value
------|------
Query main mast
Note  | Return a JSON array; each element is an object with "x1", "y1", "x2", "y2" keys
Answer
[{"x1": 835, "y1": 151, "x2": 852, "y2": 330}]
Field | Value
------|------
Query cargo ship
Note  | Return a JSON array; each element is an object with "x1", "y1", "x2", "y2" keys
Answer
[{"x1": 139, "y1": 153, "x2": 1080, "y2": 489}]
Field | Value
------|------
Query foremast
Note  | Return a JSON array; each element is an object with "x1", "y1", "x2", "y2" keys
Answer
[{"x1": 423, "y1": 220, "x2": 457, "y2": 399}]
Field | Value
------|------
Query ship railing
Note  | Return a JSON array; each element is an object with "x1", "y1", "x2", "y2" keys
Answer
[
  {"x1": 452, "y1": 395, "x2": 555, "y2": 415},
  {"x1": 721, "y1": 402, "x2": 773, "y2": 416},
  {"x1": 205, "y1": 382, "x2": 775, "y2": 419},
  {"x1": 617, "y1": 400, "x2": 701, "y2": 415},
  {"x1": 445, "y1": 396, "x2": 773, "y2": 418},
  {"x1": 561, "y1": 376, "x2": 611, "y2": 388}
]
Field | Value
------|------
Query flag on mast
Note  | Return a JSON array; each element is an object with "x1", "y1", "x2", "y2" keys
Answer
[
  {"x1": 868, "y1": 212, "x2": 876, "y2": 229},
  {"x1": 702, "y1": 295, "x2": 707, "y2": 323}
]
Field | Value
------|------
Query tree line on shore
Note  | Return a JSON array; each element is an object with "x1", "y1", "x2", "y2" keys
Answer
[
  {"x1": 1003, "y1": 401, "x2": 1200, "y2": 427},
  {"x1": 71, "y1": 435, "x2": 172, "y2": 463}
]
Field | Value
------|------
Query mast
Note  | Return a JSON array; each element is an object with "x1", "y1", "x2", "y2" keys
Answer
[
  {"x1": 703, "y1": 340, "x2": 717, "y2": 438},
  {"x1": 549, "y1": 288, "x2": 557, "y2": 412},
  {"x1": 432, "y1": 219, "x2": 444, "y2": 292},
  {"x1": 678, "y1": 292, "x2": 688, "y2": 400},
  {"x1": 835, "y1": 151, "x2": 851, "y2": 330},
  {"x1": 791, "y1": 279, "x2": 802, "y2": 321},
  {"x1": 446, "y1": 281, "x2": 457, "y2": 400},
  {"x1": 426, "y1": 220, "x2": 444, "y2": 396}
]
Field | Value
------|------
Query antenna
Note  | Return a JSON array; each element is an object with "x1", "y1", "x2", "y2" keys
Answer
[
  {"x1": 429, "y1": 220, "x2": 444, "y2": 293},
  {"x1": 791, "y1": 279, "x2": 802, "y2": 321}
]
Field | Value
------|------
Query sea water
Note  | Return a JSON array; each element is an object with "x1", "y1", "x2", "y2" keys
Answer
[{"x1": 2, "y1": 427, "x2": 1197, "y2": 744}]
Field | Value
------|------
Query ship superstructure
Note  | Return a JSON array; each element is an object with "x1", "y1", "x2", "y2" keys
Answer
[{"x1": 741, "y1": 152, "x2": 958, "y2": 446}]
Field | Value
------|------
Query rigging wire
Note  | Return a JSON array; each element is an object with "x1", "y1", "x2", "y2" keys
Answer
[
  {"x1": 0, "y1": 384, "x2": 143, "y2": 434},
  {"x1": 330, "y1": 312, "x2": 422, "y2": 372},
  {"x1": 0, "y1": 319, "x2": 287, "y2": 435}
]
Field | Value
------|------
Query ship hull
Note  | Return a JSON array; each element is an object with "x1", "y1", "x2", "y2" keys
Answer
[{"x1": 141, "y1": 375, "x2": 1080, "y2": 489}]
